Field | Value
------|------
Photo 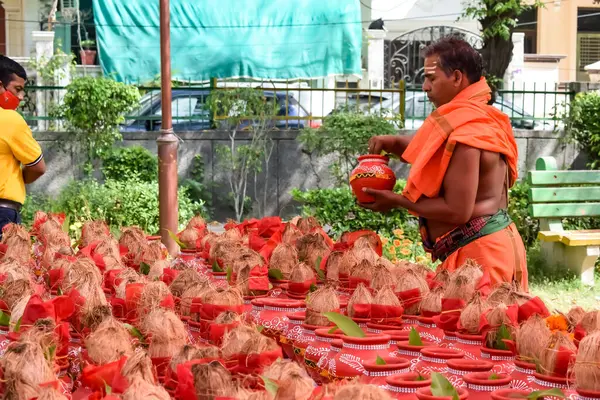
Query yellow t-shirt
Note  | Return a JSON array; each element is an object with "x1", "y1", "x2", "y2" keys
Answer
[{"x1": 0, "y1": 109, "x2": 43, "y2": 205}]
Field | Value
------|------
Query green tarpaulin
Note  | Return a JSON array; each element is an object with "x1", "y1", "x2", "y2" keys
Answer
[{"x1": 92, "y1": 0, "x2": 363, "y2": 83}]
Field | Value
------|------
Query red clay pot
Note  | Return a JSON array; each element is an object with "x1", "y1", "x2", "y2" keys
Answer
[
  {"x1": 416, "y1": 316, "x2": 444, "y2": 344},
  {"x1": 256, "y1": 298, "x2": 305, "y2": 340},
  {"x1": 414, "y1": 347, "x2": 464, "y2": 374},
  {"x1": 577, "y1": 389, "x2": 600, "y2": 399},
  {"x1": 490, "y1": 389, "x2": 533, "y2": 399},
  {"x1": 530, "y1": 372, "x2": 575, "y2": 396},
  {"x1": 292, "y1": 323, "x2": 319, "y2": 365},
  {"x1": 281, "y1": 311, "x2": 304, "y2": 359},
  {"x1": 328, "y1": 333, "x2": 391, "y2": 379},
  {"x1": 463, "y1": 372, "x2": 512, "y2": 400},
  {"x1": 359, "y1": 357, "x2": 411, "y2": 387},
  {"x1": 305, "y1": 328, "x2": 343, "y2": 384},
  {"x1": 445, "y1": 359, "x2": 494, "y2": 388},
  {"x1": 416, "y1": 387, "x2": 469, "y2": 400},
  {"x1": 510, "y1": 358, "x2": 537, "y2": 392},
  {"x1": 385, "y1": 372, "x2": 432, "y2": 400},
  {"x1": 349, "y1": 155, "x2": 396, "y2": 203},
  {"x1": 367, "y1": 321, "x2": 405, "y2": 333},
  {"x1": 394, "y1": 340, "x2": 434, "y2": 362},
  {"x1": 480, "y1": 347, "x2": 516, "y2": 375},
  {"x1": 452, "y1": 332, "x2": 484, "y2": 360}
]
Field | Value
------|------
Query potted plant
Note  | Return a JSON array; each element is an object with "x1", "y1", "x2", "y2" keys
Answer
[{"x1": 80, "y1": 39, "x2": 96, "y2": 65}]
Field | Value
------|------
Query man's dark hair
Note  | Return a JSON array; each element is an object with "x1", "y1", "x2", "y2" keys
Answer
[
  {"x1": 0, "y1": 55, "x2": 27, "y2": 86},
  {"x1": 422, "y1": 36, "x2": 484, "y2": 84}
]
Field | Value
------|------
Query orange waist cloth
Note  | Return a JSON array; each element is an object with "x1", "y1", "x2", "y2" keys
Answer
[
  {"x1": 402, "y1": 77, "x2": 519, "y2": 205},
  {"x1": 439, "y1": 223, "x2": 528, "y2": 291}
]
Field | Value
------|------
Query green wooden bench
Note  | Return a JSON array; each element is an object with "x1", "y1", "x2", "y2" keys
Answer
[{"x1": 528, "y1": 156, "x2": 600, "y2": 286}]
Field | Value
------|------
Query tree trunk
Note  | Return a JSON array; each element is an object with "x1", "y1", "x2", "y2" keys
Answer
[{"x1": 479, "y1": 26, "x2": 515, "y2": 103}]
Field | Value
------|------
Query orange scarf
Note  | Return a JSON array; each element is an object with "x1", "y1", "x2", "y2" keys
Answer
[{"x1": 402, "y1": 77, "x2": 519, "y2": 204}]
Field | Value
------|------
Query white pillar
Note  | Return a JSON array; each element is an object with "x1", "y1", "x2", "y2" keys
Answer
[
  {"x1": 503, "y1": 32, "x2": 525, "y2": 111},
  {"x1": 32, "y1": 31, "x2": 55, "y2": 131},
  {"x1": 367, "y1": 29, "x2": 386, "y2": 89}
]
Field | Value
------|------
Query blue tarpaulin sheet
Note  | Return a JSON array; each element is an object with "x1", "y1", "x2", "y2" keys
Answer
[{"x1": 92, "y1": 0, "x2": 363, "y2": 83}]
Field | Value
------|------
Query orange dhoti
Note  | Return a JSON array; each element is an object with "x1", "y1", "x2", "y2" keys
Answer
[{"x1": 439, "y1": 223, "x2": 528, "y2": 291}]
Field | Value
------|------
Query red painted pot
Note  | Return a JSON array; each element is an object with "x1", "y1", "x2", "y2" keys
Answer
[
  {"x1": 249, "y1": 298, "x2": 266, "y2": 325},
  {"x1": 318, "y1": 339, "x2": 343, "y2": 383},
  {"x1": 367, "y1": 321, "x2": 404, "y2": 333},
  {"x1": 490, "y1": 389, "x2": 533, "y2": 400},
  {"x1": 451, "y1": 332, "x2": 484, "y2": 361},
  {"x1": 416, "y1": 387, "x2": 469, "y2": 400},
  {"x1": 180, "y1": 249, "x2": 200, "y2": 262},
  {"x1": 388, "y1": 330, "x2": 411, "y2": 349},
  {"x1": 305, "y1": 328, "x2": 342, "y2": 384},
  {"x1": 480, "y1": 347, "x2": 516, "y2": 375},
  {"x1": 414, "y1": 347, "x2": 465, "y2": 375},
  {"x1": 349, "y1": 155, "x2": 396, "y2": 203},
  {"x1": 328, "y1": 333, "x2": 392, "y2": 379},
  {"x1": 530, "y1": 373, "x2": 575, "y2": 397},
  {"x1": 443, "y1": 330, "x2": 457, "y2": 344},
  {"x1": 510, "y1": 358, "x2": 537, "y2": 392},
  {"x1": 359, "y1": 357, "x2": 411, "y2": 388},
  {"x1": 445, "y1": 359, "x2": 494, "y2": 388},
  {"x1": 292, "y1": 324, "x2": 319, "y2": 365},
  {"x1": 256, "y1": 298, "x2": 305, "y2": 340},
  {"x1": 463, "y1": 372, "x2": 512, "y2": 400},
  {"x1": 281, "y1": 311, "x2": 305, "y2": 359},
  {"x1": 577, "y1": 389, "x2": 600, "y2": 399},
  {"x1": 394, "y1": 340, "x2": 435, "y2": 364},
  {"x1": 385, "y1": 372, "x2": 432, "y2": 400},
  {"x1": 417, "y1": 316, "x2": 444, "y2": 345},
  {"x1": 402, "y1": 315, "x2": 421, "y2": 330}
]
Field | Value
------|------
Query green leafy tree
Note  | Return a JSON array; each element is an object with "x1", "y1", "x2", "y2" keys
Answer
[
  {"x1": 560, "y1": 91, "x2": 600, "y2": 169},
  {"x1": 53, "y1": 77, "x2": 140, "y2": 175},
  {"x1": 462, "y1": 0, "x2": 543, "y2": 95}
]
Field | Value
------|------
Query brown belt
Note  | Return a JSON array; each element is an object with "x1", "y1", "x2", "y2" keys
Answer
[{"x1": 0, "y1": 199, "x2": 22, "y2": 212}]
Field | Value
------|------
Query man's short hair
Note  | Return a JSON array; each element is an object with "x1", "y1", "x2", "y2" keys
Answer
[
  {"x1": 422, "y1": 35, "x2": 484, "y2": 84},
  {"x1": 0, "y1": 55, "x2": 27, "y2": 86}
]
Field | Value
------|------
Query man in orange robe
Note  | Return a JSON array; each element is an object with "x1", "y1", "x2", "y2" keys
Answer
[{"x1": 360, "y1": 37, "x2": 528, "y2": 291}]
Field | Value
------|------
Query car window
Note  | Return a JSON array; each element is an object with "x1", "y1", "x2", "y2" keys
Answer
[{"x1": 154, "y1": 97, "x2": 199, "y2": 119}]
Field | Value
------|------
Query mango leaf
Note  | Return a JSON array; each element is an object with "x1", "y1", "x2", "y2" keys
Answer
[
  {"x1": 62, "y1": 215, "x2": 71, "y2": 234},
  {"x1": 103, "y1": 380, "x2": 112, "y2": 395},
  {"x1": 0, "y1": 311, "x2": 10, "y2": 327},
  {"x1": 431, "y1": 372, "x2": 459, "y2": 400},
  {"x1": 328, "y1": 326, "x2": 337, "y2": 334},
  {"x1": 309, "y1": 284, "x2": 318, "y2": 293},
  {"x1": 494, "y1": 324, "x2": 512, "y2": 351},
  {"x1": 376, "y1": 355, "x2": 387, "y2": 365},
  {"x1": 44, "y1": 344, "x2": 57, "y2": 361},
  {"x1": 226, "y1": 266, "x2": 232, "y2": 282},
  {"x1": 314, "y1": 256, "x2": 325, "y2": 280},
  {"x1": 268, "y1": 269, "x2": 284, "y2": 280},
  {"x1": 380, "y1": 150, "x2": 400, "y2": 160},
  {"x1": 109, "y1": 225, "x2": 120, "y2": 240},
  {"x1": 167, "y1": 229, "x2": 187, "y2": 249},
  {"x1": 324, "y1": 312, "x2": 365, "y2": 338},
  {"x1": 14, "y1": 317, "x2": 22, "y2": 332},
  {"x1": 257, "y1": 325, "x2": 265, "y2": 333},
  {"x1": 526, "y1": 389, "x2": 565, "y2": 399},
  {"x1": 124, "y1": 323, "x2": 145, "y2": 343},
  {"x1": 489, "y1": 373, "x2": 500, "y2": 380},
  {"x1": 57, "y1": 287, "x2": 63, "y2": 296},
  {"x1": 261, "y1": 376, "x2": 279, "y2": 397},
  {"x1": 408, "y1": 327, "x2": 423, "y2": 346},
  {"x1": 212, "y1": 260, "x2": 223, "y2": 273},
  {"x1": 140, "y1": 262, "x2": 151, "y2": 275},
  {"x1": 415, "y1": 373, "x2": 426, "y2": 381}
]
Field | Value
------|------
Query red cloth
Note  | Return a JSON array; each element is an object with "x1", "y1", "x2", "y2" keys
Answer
[
  {"x1": 21, "y1": 294, "x2": 75, "y2": 327},
  {"x1": 81, "y1": 356, "x2": 129, "y2": 394},
  {"x1": 249, "y1": 231, "x2": 267, "y2": 252},
  {"x1": 478, "y1": 304, "x2": 519, "y2": 334},
  {"x1": 396, "y1": 288, "x2": 421, "y2": 310},
  {"x1": 517, "y1": 297, "x2": 550, "y2": 322},
  {"x1": 311, "y1": 227, "x2": 335, "y2": 249},
  {"x1": 234, "y1": 348, "x2": 283, "y2": 374},
  {"x1": 433, "y1": 298, "x2": 466, "y2": 332},
  {"x1": 161, "y1": 268, "x2": 180, "y2": 286},
  {"x1": 350, "y1": 303, "x2": 371, "y2": 319},
  {"x1": 340, "y1": 230, "x2": 383, "y2": 256},
  {"x1": 259, "y1": 230, "x2": 283, "y2": 261},
  {"x1": 176, "y1": 360, "x2": 226, "y2": 400},
  {"x1": 248, "y1": 265, "x2": 269, "y2": 292},
  {"x1": 371, "y1": 304, "x2": 403, "y2": 321},
  {"x1": 475, "y1": 269, "x2": 492, "y2": 297},
  {"x1": 258, "y1": 216, "x2": 283, "y2": 238}
]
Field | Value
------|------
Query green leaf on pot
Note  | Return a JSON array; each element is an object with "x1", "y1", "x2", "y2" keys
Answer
[
  {"x1": 261, "y1": 375, "x2": 279, "y2": 397},
  {"x1": 380, "y1": 150, "x2": 399, "y2": 160},
  {"x1": 493, "y1": 324, "x2": 512, "y2": 351},
  {"x1": 167, "y1": 229, "x2": 187, "y2": 249},
  {"x1": 103, "y1": 380, "x2": 112, "y2": 395},
  {"x1": 328, "y1": 326, "x2": 337, "y2": 334},
  {"x1": 415, "y1": 373, "x2": 426, "y2": 381},
  {"x1": 62, "y1": 215, "x2": 71, "y2": 234},
  {"x1": 268, "y1": 269, "x2": 284, "y2": 280},
  {"x1": 324, "y1": 312, "x2": 366, "y2": 338},
  {"x1": 431, "y1": 372, "x2": 459, "y2": 400},
  {"x1": 489, "y1": 373, "x2": 500, "y2": 380},
  {"x1": 309, "y1": 284, "x2": 318, "y2": 293},
  {"x1": 0, "y1": 311, "x2": 10, "y2": 327},
  {"x1": 14, "y1": 317, "x2": 22, "y2": 332},
  {"x1": 124, "y1": 323, "x2": 145, "y2": 343},
  {"x1": 140, "y1": 262, "x2": 151, "y2": 275},
  {"x1": 314, "y1": 256, "x2": 325, "y2": 280},
  {"x1": 526, "y1": 389, "x2": 565, "y2": 399},
  {"x1": 226, "y1": 266, "x2": 232, "y2": 282},
  {"x1": 45, "y1": 344, "x2": 57, "y2": 362},
  {"x1": 57, "y1": 287, "x2": 63, "y2": 296},
  {"x1": 212, "y1": 260, "x2": 223, "y2": 273},
  {"x1": 257, "y1": 325, "x2": 264, "y2": 333},
  {"x1": 376, "y1": 355, "x2": 387, "y2": 365},
  {"x1": 408, "y1": 327, "x2": 423, "y2": 346}
]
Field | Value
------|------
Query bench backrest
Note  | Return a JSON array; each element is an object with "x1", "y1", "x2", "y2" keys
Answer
[{"x1": 527, "y1": 156, "x2": 600, "y2": 222}]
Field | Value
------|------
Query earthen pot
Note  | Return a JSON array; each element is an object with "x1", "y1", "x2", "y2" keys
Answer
[{"x1": 349, "y1": 155, "x2": 396, "y2": 203}]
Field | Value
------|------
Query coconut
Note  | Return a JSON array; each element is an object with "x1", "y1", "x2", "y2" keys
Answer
[
  {"x1": 263, "y1": 358, "x2": 308, "y2": 381},
  {"x1": 37, "y1": 386, "x2": 69, "y2": 400},
  {"x1": 231, "y1": 250, "x2": 266, "y2": 295},
  {"x1": 119, "y1": 226, "x2": 147, "y2": 254},
  {"x1": 138, "y1": 281, "x2": 172, "y2": 313},
  {"x1": 136, "y1": 241, "x2": 165, "y2": 267},
  {"x1": 275, "y1": 371, "x2": 315, "y2": 400},
  {"x1": 215, "y1": 311, "x2": 242, "y2": 324},
  {"x1": 9, "y1": 295, "x2": 30, "y2": 331},
  {"x1": 282, "y1": 222, "x2": 302, "y2": 245},
  {"x1": 80, "y1": 220, "x2": 110, "y2": 248},
  {"x1": 0, "y1": 257, "x2": 29, "y2": 280},
  {"x1": 94, "y1": 236, "x2": 123, "y2": 271},
  {"x1": 305, "y1": 285, "x2": 339, "y2": 326},
  {"x1": 350, "y1": 237, "x2": 379, "y2": 265},
  {"x1": 240, "y1": 332, "x2": 279, "y2": 355},
  {"x1": 487, "y1": 283, "x2": 513, "y2": 305},
  {"x1": 515, "y1": 314, "x2": 552, "y2": 361},
  {"x1": 297, "y1": 216, "x2": 320, "y2": 234},
  {"x1": 192, "y1": 360, "x2": 235, "y2": 400},
  {"x1": 507, "y1": 286, "x2": 534, "y2": 306},
  {"x1": 20, "y1": 319, "x2": 58, "y2": 352},
  {"x1": 376, "y1": 257, "x2": 396, "y2": 270},
  {"x1": 220, "y1": 324, "x2": 257, "y2": 359},
  {"x1": 333, "y1": 384, "x2": 392, "y2": 400},
  {"x1": 0, "y1": 340, "x2": 56, "y2": 400},
  {"x1": 573, "y1": 331, "x2": 600, "y2": 391},
  {"x1": 486, "y1": 303, "x2": 516, "y2": 329},
  {"x1": 350, "y1": 259, "x2": 377, "y2": 284},
  {"x1": 296, "y1": 233, "x2": 330, "y2": 269},
  {"x1": 141, "y1": 309, "x2": 188, "y2": 358},
  {"x1": 407, "y1": 262, "x2": 434, "y2": 280},
  {"x1": 1, "y1": 223, "x2": 31, "y2": 263},
  {"x1": 122, "y1": 377, "x2": 171, "y2": 400},
  {"x1": 122, "y1": 350, "x2": 156, "y2": 385},
  {"x1": 338, "y1": 250, "x2": 359, "y2": 277},
  {"x1": 420, "y1": 286, "x2": 444, "y2": 315},
  {"x1": 114, "y1": 268, "x2": 143, "y2": 299},
  {"x1": 581, "y1": 310, "x2": 600, "y2": 334},
  {"x1": 170, "y1": 345, "x2": 200, "y2": 372},
  {"x1": 394, "y1": 269, "x2": 429, "y2": 315},
  {"x1": 431, "y1": 268, "x2": 451, "y2": 288},
  {"x1": 347, "y1": 283, "x2": 373, "y2": 318},
  {"x1": 85, "y1": 317, "x2": 134, "y2": 364},
  {"x1": 180, "y1": 282, "x2": 216, "y2": 317},
  {"x1": 200, "y1": 231, "x2": 217, "y2": 251},
  {"x1": 289, "y1": 262, "x2": 316, "y2": 284},
  {"x1": 202, "y1": 287, "x2": 244, "y2": 307},
  {"x1": 180, "y1": 227, "x2": 201, "y2": 249},
  {"x1": 210, "y1": 239, "x2": 243, "y2": 267},
  {"x1": 148, "y1": 259, "x2": 169, "y2": 281},
  {"x1": 38, "y1": 216, "x2": 63, "y2": 241},
  {"x1": 459, "y1": 292, "x2": 488, "y2": 334},
  {"x1": 80, "y1": 304, "x2": 112, "y2": 330},
  {"x1": 62, "y1": 258, "x2": 105, "y2": 302},
  {"x1": 169, "y1": 268, "x2": 206, "y2": 298},
  {"x1": 539, "y1": 331, "x2": 577, "y2": 377},
  {"x1": 222, "y1": 228, "x2": 243, "y2": 242},
  {"x1": 374, "y1": 285, "x2": 402, "y2": 312},
  {"x1": 3, "y1": 278, "x2": 34, "y2": 310},
  {"x1": 567, "y1": 306, "x2": 586, "y2": 330},
  {"x1": 324, "y1": 251, "x2": 344, "y2": 282},
  {"x1": 269, "y1": 243, "x2": 299, "y2": 280},
  {"x1": 444, "y1": 275, "x2": 476, "y2": 304},
  {"x1": 237, "y1": 389, "x2": 271, "y2": 400},
  {"x1": 187, "y1": 215, "x2": 206, "y2": 230}
]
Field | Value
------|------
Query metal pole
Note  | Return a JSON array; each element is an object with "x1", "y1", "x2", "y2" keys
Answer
[{"x1": 158, "y1": 0, "x2": 179, "y2": 255}]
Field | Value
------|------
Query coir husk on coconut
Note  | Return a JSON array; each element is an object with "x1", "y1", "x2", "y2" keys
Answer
[
  {"x1": 444, "y1": 260, "x2": 483, "y2": 303},
  {"x1": 192, "y1": 360, "x2": 235, "y2": 400},
  {"x1": 539, "y1": 331, "x2": 577, "y2": 377},
  {"x1": 85, "y1": 316, "x2": 134, "y2": 364},
  {"x1": 180, "y1": 281, "x2": 216, "y2": 317},
  {"x1": 269, "y1": 243, "x2": 298, "y2": 280},
  {"x1": 169, "y1": 268, "x2": 207, "y2": 298},
  {"x1": 1, "y1": 223, "x2": 31, "y2": 263},
  {"x1": 338, "y1": 250, "x2": 359, "y2": 278},
  {"x1": 395, "y1": 269, "x2": 429, "y2": 315},
  {"x1": 220, "y1": 324, "x2": 257, "y2": 359},
  {"x1": 420, "y1": 286, "x2": 444, "y2": 315},
  {"x1": 282, "y1": 222, "x2": 302, "y2": 245},
  {"x1": 3, "y1": 278, "x2": 34, "y2": 311},
  {"x1": 114, "y1": 268, "x2": 143, "y2": 299},
  {"x1": 296, "y1": 233, "x2": 330, "y2": 269},
  {"x1": 142, "y1": 309, "x2": 188, "y2": 358},
  {"x1": 459, "y1": 292, "x2": 488, "y2": 334},
  {"x1": 0, "y1": 340, "x2": 57, "y2": 400},
  {"x1": 374, "y1": 285, "x2": 403, "y2": 316},
  {"x1": 581, "y1": 310, "x2": 600, "y2": 334},
  {"x1": 148, "y1": 259, "x2": 169, "y2": 281},
  {"x1": 487, "y1": 282, "x2": 513, "y2": 305},
  {"x1": 347, "y1": 283, "x2": 373, "y2": 318},
  {"x1": 567, "y1": 306, "x2": 586, "y2": 330},
  {"x1": 350, "y1": 259, "x2": 377, "y2": 284},
  {"x1": 180, "y1": 226, "x2": 202, "y2": 249},
  {"x1": 350, "y1": 237, "x2": 379, "y2": 265},
  {"x1": 170, "y1": 344, "x2": 220, "y2": 372},
  {"x1": 289, "y1": 262, "x2": 316, "y2": 286},
  {"x1": 138, "y1": 281, "x2": 172, "y2": 313},
  {"x1": 62, "y1": 257, "x2": 107, "y2": 306},
  {"x1": 80, "y1": 220, "x2": 110, "y2": 248},
  {"x1": 94, "y1": 236, "x2": 124, "y2": 271},
  {"x1": 122, "y1": 377, "x2": 171, "y2": 400},
  {"x1": 119, "y1": 226, "x2": 147, "y2": 254},
  {"x1": 515, "y1": 314, "x2": 552, "y2": 361},
  {"x1": 305, "y1": 285, "x2": 339, "y2": 326},
  {"x1": 573, "y1": 331, "x2": 600, "y2": 391},
  {"x1": 231, "y1": 250, "x2": 266, "y2": 295},
  {"x1": 122, "y1": 350, "x2": 157, "y2": 385},
  {"x1": 297, "y1": 216, "x2": 320, "y2": 234},
  {"x1": 80, "y1": 304, "x2": 112, "y2": 330},
  {"x1": 274, "y1": 371, "x2": 315, "y2": 400},
  {"x1": 370, "y1": 262, "x2": 395, "y2": 291},
  {"x1": 333, "y1": 384, "x2": 392, "y2": 400}
]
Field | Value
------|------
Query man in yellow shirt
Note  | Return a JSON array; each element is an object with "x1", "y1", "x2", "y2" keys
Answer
[{"x1": 0, "y1": 55, "x2": 46, "y2": 237}]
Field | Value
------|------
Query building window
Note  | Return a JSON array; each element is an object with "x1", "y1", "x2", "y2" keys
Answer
[{"x1": 515, "y1": 8, "x2": 537, "y2": 54}]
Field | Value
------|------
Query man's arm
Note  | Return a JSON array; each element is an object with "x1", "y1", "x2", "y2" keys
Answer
[
  {"x1": 395, "y1": 143, "x2": 481, "y2": 225},
  {"x1": 23, "y1": 157, "x2": 46, "y2": 184},
  {"x1": 368, "y1": 134, "x2": 415, "y2": 162}
]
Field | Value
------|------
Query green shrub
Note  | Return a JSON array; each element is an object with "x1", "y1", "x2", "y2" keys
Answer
[
  {"x1": 100, "y1": 145, "x2": 158, "y2": 183},
  {"x1": 54, "y1": 179, "x2": 206, "y2": 236},
  {"x1": 291, "y1": 180, "x2": 420, "y2": 241},
  {"x1": 21, "y1": 194, "x2": 54, "y2": 228},
  {"x1": 561, "y1": 91, "x2": 600, "y2": 169},
  {"x1": 508, "y1": 181, "x2": 539, "y2": 249}
]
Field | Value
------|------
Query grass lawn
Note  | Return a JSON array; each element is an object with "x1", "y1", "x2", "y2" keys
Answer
[{"x1": 527, "y1": 248, "x2": 600, "y2": 312}]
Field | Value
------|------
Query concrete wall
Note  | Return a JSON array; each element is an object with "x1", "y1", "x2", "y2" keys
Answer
[{"x1": 29, "y1": 129, "x2": 585, "y2": 220}]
